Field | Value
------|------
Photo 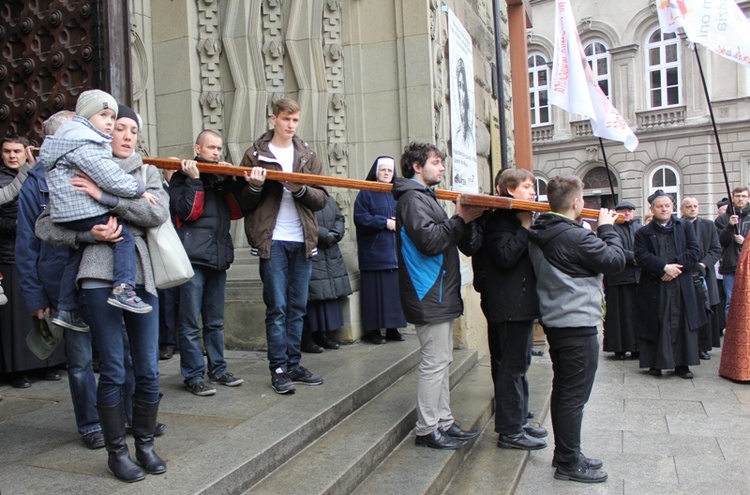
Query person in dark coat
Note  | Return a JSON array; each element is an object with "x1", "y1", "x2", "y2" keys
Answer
[
  {"x1": 302, "y1": 195, "x2": 352, "y2": 352},
  {"x1": 353, "y1": 156, "x2": 407, "y2": 345},
  {"x1": 15, "y1": 110, "x2": 105, "y2": 449},
  {"x1": 465, "y1": 168, "x2": 547, "y2": 451},
  {"x1": 715, "y1": 197, "x2": 730, "y2": 335},
  {"x1": 0, "y1": 134, "x2": 65, "y2": 387},
  {"x1": 528, "y1": 175, "x2": 624, "y2": 484},
  {"x1": 635, "y1": 190, "x2": 706, "y2": 378},
  {"x1": 714, "y1": 187, "x2": 750, "y2": 320},
  {"x1": 171, "y1": 130, "x2": 245, "y2": 396},
  {"x1": 394, "y1": 142, "x2": 485, "y2": 451},
  {"x1": 680, "y1": 197, "x2": 722, "y2": 359},
  {"x1": 603, "y1": 201, "x2": 641, "y2": 360}
]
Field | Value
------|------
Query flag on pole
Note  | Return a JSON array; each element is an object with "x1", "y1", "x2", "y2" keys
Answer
[
  {"x1": 657, "y1": 0, "x2": 750, "y2": 67},
  {"x1": 550, "y1": 0, "x2": 639, "y2": 152}
]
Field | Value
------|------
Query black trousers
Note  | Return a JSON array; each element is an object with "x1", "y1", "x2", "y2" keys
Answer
[
  {"x1": 488, "y1": 320, "x2": 534, "y2": 434},
  {"x1": 545, "y1": 329, "x2": 599, "y2": 466}
]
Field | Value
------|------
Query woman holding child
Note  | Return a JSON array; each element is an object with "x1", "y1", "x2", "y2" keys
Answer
[{"x1": 37, "y1": 99, "x2": 168, "y2": 483}]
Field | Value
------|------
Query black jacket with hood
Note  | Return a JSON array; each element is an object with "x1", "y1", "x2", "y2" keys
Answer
[
  {"x1": 393, "y1": 177, "x2": 469, "y2": 325},
  {"x1": 528, "y1": 213, "x2": 625, "y2": 334}
]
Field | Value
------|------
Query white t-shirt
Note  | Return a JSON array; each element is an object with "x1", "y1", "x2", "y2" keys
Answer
[{"x1": 269, "y1": 142, "x2": 304, "y2": 242}]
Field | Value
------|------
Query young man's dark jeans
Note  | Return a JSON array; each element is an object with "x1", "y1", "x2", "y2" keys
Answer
[
  {"x1": 545, "y1": 328, "x2": 599, "y2": 467},
  {"x1": 488, "y1": 320, "x2": 534, "y2": 434},
  {"x1": 178, "y1": 265, "x2": 228, "y2": 384},
  {"x1": 58, "y1": 214, "x2": 136, "y2": 311},
  {"x1": 259, "y1": 241, "x2": 312, "y2": 372}
]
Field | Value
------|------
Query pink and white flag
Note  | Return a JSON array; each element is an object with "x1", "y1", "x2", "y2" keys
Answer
[
  {"x1": 550, "y1": 0, "x2": 639, "y2": 152},
  {"x1": 657, "y1": 0, "x2": 750, "y2": 67}
]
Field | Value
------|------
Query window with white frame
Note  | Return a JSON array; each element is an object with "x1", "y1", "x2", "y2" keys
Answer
[
  {"x1": 649, "y1": 165, "x2": 680, "y2": 207},
  {"x1": 646, "y1": 29, "x2": 680, "y2": 108},
  {"x1": 535, "y1": 177, "x2": 548, "y2": 202},
  {"x1": 584, "y1": 41, "x2": 610, "y2": 96},
  {"x1": 528, "y1": 54, "x2": 550, "y2": 126}
]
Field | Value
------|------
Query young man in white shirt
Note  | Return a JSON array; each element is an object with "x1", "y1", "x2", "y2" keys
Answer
[{"x1": 238, "y1": 98, "x2": 329, "y2": 394}]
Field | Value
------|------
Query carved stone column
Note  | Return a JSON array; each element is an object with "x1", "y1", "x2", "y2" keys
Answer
[{"x1": 151, "y1": 0, "x2": 203, "y2": 158}]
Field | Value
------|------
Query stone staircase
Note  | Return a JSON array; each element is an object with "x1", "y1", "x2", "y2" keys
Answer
[
  {"x1": 241, "y1": 345, "x2": 494, "y2": 495},
  {"x1": 0, "y1": 338, "x2": 552, "y2": 495}
]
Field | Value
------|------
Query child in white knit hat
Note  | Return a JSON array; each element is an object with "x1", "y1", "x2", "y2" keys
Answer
[{"x1": 39, "y1": 89, "x2": 155, "y2": 331}]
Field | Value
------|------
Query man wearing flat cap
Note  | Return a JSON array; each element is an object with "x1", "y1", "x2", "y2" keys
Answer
[
  {"x1": 603, "y1": 201, "x2": 641, "y2": 360},
  {"x1": 634, "y1": 190, "x2": 705, "y2": 378},
  {"x1": 680, "y1": 197, "x2": 722, "y2": 359}
]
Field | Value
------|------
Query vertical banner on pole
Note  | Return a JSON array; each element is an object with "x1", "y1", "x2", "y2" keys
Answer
[{"x1": 448, "y1": 9, "x2": 478, "y2": 193}]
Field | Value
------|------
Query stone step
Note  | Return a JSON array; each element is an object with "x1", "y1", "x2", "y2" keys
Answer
[
  {"x1": 441, "y1": 355, "x2": 554, "y2": 495},
  {"x1": 116, "y1": 341, "x2": 423, "y2": 495},
  {"x1": 245, "y1": 349, "x2": 481, "y2": 495},
  {"x1": 349, "y1": 355, "x2": 494, "y2": 495}
]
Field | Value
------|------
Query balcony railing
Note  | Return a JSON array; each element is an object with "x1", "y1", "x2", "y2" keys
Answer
[
  {"x1": 571, "y1": 119, "x2": 592, "y2": 138},
  {"x1": 636, "y1": 106, "x2": 686, "y2": 129},
  {"x1": 531, "y1": 124, "x2": 554, "y2": 143}
]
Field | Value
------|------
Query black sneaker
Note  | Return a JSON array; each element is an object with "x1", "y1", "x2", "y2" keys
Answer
[
  {"x1": 271, "y1": 368, "x2": 296, "y2": 394},
  {"x1": 210, "y1": 371, "x2": 244, "y2": 387},
  {"x1": 288, "y1": 365, "x2": 324, "y2": 386},
  {"x1": 187, "y1": 380, "x2": 216, "y2": 396},
  {"x1": 107, "y1": 284, "x2": 153, "y2": 314},
  {"x1": 52, "y1": 310, "x2": 90, "y2": 332}
]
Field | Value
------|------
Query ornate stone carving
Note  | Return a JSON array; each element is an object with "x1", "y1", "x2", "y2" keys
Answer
[
  {"x1": 197, "y1": 0, "x2": 223, "y2": 131},
  {"x1": 263, "y1": 0, "x2": 285, "y2": 95},
  {"x1": 323, "y1": 0, "x2": 347, "y2": 174},
  {"x1": 586, "y1": 146, "x2": 599, "y2": 162},
  {"x1": 429, "y1": 1, "x2": 448, "y2": 145}
]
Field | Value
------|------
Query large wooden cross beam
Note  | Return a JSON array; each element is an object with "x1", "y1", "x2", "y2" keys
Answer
[{"x1": 142, "y1": 157, "x2": 622, "y2": 222}]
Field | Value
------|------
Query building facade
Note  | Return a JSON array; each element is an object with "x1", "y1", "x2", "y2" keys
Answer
[
  {"x1": 527, "y1": 0, "x2": 750, "y2": 219},
  {"x1": 129, "y1": 0, "x2": 520, "y2": 350}
]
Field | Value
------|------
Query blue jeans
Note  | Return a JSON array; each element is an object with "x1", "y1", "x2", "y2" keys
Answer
[
  {"x1": 63, "y1": 328, "x2": 101, "y2": 435},
  {"x1": 58, "y1": 214, "x2": 136, "y2": 311},
  {"x1": 82, "y1": 287, "x2": 160, "y2": 407},
  {"x1": 259, "y1": 241, "x2": 312, "y2": 372},
  {"x1": 178, "y1": 265, "x2": 227, "y2": 384},
  {"x1": 724, "y1": 273, "x2": 735, "y2": 320}
]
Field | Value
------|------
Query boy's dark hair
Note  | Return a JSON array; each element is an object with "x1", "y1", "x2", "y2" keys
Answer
[
  {"x1": 400, "y1": 142, "x2": 442, "y2": 179},
  {"x1": 1, "y1": 134, "x2": 30, "y2": 148},
  {"x1": 547, "y1": 175, "x2": 583, "y2": 213},
  {"x1": 272, "y1": 97, "x2": 301, "y2": 116},
  {"x1": 496, "y1": 168, "x2": 535, "y2": 197},
  {"x1": 732, "y1": 186, "x2": 750, "y2": 196}
]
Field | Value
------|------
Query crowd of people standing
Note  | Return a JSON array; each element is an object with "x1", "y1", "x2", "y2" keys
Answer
[{"x1": 3, "y1": 89, "x2": 750, "y2": 487}]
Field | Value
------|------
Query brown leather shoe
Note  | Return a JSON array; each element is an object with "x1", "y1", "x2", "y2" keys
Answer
[{"x1": 159, "y1": 347, "x2": 174, "y2": 360}]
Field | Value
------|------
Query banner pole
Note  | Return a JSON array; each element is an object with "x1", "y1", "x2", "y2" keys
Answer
[
  {"x1": 598, "y1": 137, "x2": 617, "y2": 204},
  {"x1": 693, "y1": 44, "x2": 734, "y2": 216}
]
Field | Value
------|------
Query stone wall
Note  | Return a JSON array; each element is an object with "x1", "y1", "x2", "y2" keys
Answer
[{"x1": 132, "y1": 0, "x2": 512, "y2": 355}]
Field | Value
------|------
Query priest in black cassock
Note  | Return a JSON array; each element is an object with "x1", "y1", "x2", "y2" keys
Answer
[
  {"x1": 634, "y1": 190, "x2": 706, "y2": 378},
  {"x1": 603, "y1": 201, "x2": 641, "y2": 360},
  {"x1": 679, "y1": 197, "x2": 722, "y2": 359}
]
